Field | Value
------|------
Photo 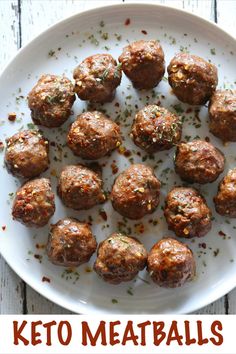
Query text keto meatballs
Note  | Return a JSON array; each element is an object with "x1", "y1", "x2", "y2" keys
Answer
[
  {"x1": 73, "y1": 54, "x2": 121, "y2": 103},
  {"x1": 5, "y1": 130, "x2": 49, "y2": 178},
  {"x1": 147, "y1": 237, "x2": 196, "y2": 288},
  {"x1": 12, "y1": 178, "x2": 55, "y2": 227},
  {"x1": 119, "y1": 40, "x2": 165, "y2": 89},
  {"x1": 131, "y1": 105, "x2": 182, "y2": 153},
  {"x1": 175, "y1": 140, "x2": 225, "y2": 184},
  {"x1": 111, "y1": 164, "x2": 161, "y2": 219},
  {"x1": 67, "y1": 111, "x2": 121, "y2": 160},
  {"x1": 168, "y1": 53, "x2": 218, "y2": 105},
  {"x1": 94, "y1": 233, "x2": 147, "y2": 284},
  {"x1": 164, "y1": 187, "x2": 212, "y2": 238},
  {"x1": 58, "y1": 164, "x2": 105, "y2": 210},
  {"x1": 47, "y1": 218, "x2": 97, "y2": 267},
  {"x1": 209, "y1": 89, "x2": 236, "y2": 142},
  {"x1": 28, "y1": 74, "x2": 75, "y2": 127},
  {"x1": 214, "y1": 168, "x2": 236, "y2": 217}
]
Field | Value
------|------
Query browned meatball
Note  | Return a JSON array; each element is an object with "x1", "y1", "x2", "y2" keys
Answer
[
  {"x1": 111, "y1": 164, "x2": 161, "y2": 219},
  {"x1": 175, "y1": 140, "x2": 225, "y2": 184},
  {"x1": 147, "y1": 237, "x2": 196, "y2": 288},
  {"x1": 209, "y1": 89, "x2": 236, "y2": 142},
  {"x1": 47, "y1": 218, "x2": 97, "y2": 267},
  {"x1": 67, "y1": 111, "x2": 121, "y2": 160},
  {"x1": 73, "y1": 54, "x2": 121, "y2": 103},
  {"x1": 130, "y1": 105, "x2": 182, "y2": 153},
  {"x1": 12, "y1": 178, "x2": 55, "y2": 227},
  {"x1": 214, "y1": 168, "x2": 236, "y2": 217},
  {"x1": 58, "y1": 164, "x2": 105, "y2": 210},
  {"x1": 168, "y1": 53, "x2": 218, "y2": 105},
  {"x1": 94, "y1": 233, "x2": 147, "y2": 284},
  {"x1": 164, "y1": 187, "x2": 212, "y2": 238},
  {"x1": 119, "y1": 40, "x2": 165, "y2": 89},
  {"x1": 5, "y1": 130, "x2": 49, "y2": 178},
  {"x1": 28, "y1": 74, "x2": 75, "y2": 127}
]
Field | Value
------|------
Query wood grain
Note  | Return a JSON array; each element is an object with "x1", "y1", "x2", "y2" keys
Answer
[{"x1": 0, "y1": 0, "x2": 235, "y2": 314}]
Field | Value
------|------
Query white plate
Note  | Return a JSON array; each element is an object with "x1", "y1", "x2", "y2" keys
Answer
[{"x1": 0, "y1": 3, "x2": 236, "y2": 314}]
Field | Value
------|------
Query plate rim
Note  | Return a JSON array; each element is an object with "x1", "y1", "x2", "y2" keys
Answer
[{"x1": 1, "y1": 2, "x2": 236, "y2": 314}]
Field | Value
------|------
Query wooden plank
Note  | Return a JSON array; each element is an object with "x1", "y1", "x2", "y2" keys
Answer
[
  {"x1": 26, "y1": 286, "x2": 72, "y2": 314},
  {"x1": 0, "y1": 0, "x2": 24, "y2": 314},
  {"x1": 217, "y1": 0, "x2": 236, "y2": 38}
]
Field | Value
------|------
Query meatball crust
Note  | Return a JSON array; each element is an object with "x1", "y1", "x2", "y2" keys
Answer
[
  {"x1": 73, "y1": 54, "x2": 121, "y2": 103},
  {"x1": 67, "y1": 111, "x2": 121, "y2": 160},
  {"x1": 5, "y1": 130, "x2": 49, "y2": 178},
  {"x1": 131, "y1": 105, "x2": 182, "y2": 153},
  {"x1": 94, "y1": 233, "x2": 147, "y2": 284},
  {"x1": 28, "y1": 74, "x2": 75, "y2": 127},
  {"x1": 47, "y1": 218, "x2": 97, "y2": 267},
  {"x1": 209, "y1": 89, "x2": 236, "y2": 142},
  {"x1": 147, "y1": 237, "x2": 196, "y2": 288},
  {"x1": 57, "y1": 164, "x2": 105, "y2": 210},
  {"x1": 111, "y1": 164, "x2": 161, "y2": 220},
  {"x1": 164, "y1": 187, "x2": 212, "y2": 238},
  {"x1": 214, "y1": 168, "x2": 236, "y2": 217},
  {"x1": 167, "y1": 53, "x2": 218, "y2": 105},
  {"x1": 118, "y1": 40, "x2": 165, "y2": 90},
  {"x1": 175, "y1": 140, "x2": 225, "y2": 184},
  {"x1": 12, "y1": 178, "x2": 55, "y2": 227}
]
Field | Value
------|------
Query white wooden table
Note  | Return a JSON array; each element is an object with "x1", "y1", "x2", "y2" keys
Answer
[{"x1": 0, "y1": 0, "x2": 235, "y2": 314}]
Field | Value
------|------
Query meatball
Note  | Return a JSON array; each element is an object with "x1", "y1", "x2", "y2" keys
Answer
[
  {"x1": 175, "y1": 140, "x2": 225, "y2": 184},
  {"x1": 12, "y1": 178, "x2": 55, "y2": 227},
  {"x1": 58, "y1": 164, "x2": 105, "y2": 210},
  {"x1": 5, "y1": 130, "x2": 49, "y2": 178},
  {"x1": 67, "y1": 111, "x2": 121, "y2": 160},
  {"x1": 147, "y1": 237, "x2": 195, "y2": 288},
  {"x1": 167, "y1": 53, "x2": 218, "y2": 105},
  {"x1": 28, "y1": 74, "x2": 75, "y2": 127},
  {"x1": 94, "y1": 233, "x2": 147, "y2": 284},
  {"x1": 111, "y1": 164, "x2": 161, "y2": 219},
  {"x1": 164, "y1": 187, "x2": 212, "y2": 238},
  {"x1": 118, "y1": 40, "x2": 165, "y2": 89},
  {"x1": 214, "y1": 168, "x2": 236, "y2": 217},
  {"x1": 47, "y1": 218, "x2": 97, "y2": 267},
  {"x1": 73, "y1": 54, "x2": 121, "y2": 103},
  {"x1": 209, "y1": 89, "x2": 236, "y2": 142},
  {"x1": 130, "y1": 105, "x2": 182, "y2": 153}
]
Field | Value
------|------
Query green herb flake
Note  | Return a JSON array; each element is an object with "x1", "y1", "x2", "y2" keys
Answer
[
  {"x1": 127, "y1": 287, "x2": 134, "y2": 296},
  {"x1": 111, "y1": 298, "x2": 118, "y2": 304},
  {"x1": 210, "y1": 48, "x2": 216, "y2": 55},
  {"x1": 27, "y1": 123, "x2": 37, "y2": 130}
]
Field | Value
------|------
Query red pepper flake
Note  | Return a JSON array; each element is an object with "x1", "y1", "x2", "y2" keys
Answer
[
  {"x1": 135, "y1": 223, "x2": 145, "y2": 234},
  {"x1": 42, "y1": 276, "x2": 51, "y2": 283},
  {"x1": 34, "y1": 254, "x2": 42, "y2": 260},
  {"x1": 219, "y1": 230, "x2": 226, "y2": 237},
  {"x1": 50, "y1": 141, "x2": 56, "y2": 147},
  {"x1": 99, "y1": 209, "x2": 107, "y2": 221},
  {"x1": 125, "y1": 18, "x2": 131, "y2": 26},
  {"x1": 0, "y1": 141, "x2": 4, "y2": 151},
  {"x1": 124, "y1": 149, "x2": 132, "y2": 158},
  {"x1": 111, "y1": 161, "x2": 119, "y2": 174},
  {"x1": 36, "y1": 243, "x2": 46, "y2": 249},
  {"x1": 2, "y1": 225, "x2": 6, "y2": 231},
  {"x1": 186, "y1": 108, "x2": 192, "y2": 114},
  {"x1": 141, "y1": 30, "x2": 147, "y2": 35},
  {"x1": 199, "y1": 242, "x2": 206, "y2": 249},
  {"x1": 8, "y1": 112, "x2": 16, "y2": 122},
  {"x1": 115, "y1": 102, "x2": 120, "y2": 107},
  {"x1": 205, "y1": 136, "x2": 210, "y2": 142}
]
